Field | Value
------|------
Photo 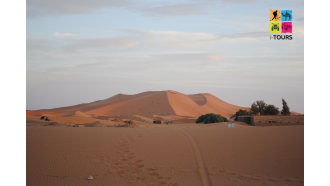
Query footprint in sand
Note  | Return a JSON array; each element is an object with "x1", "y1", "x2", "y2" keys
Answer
[
  {"x1": 135, "y1": 159, "x2": 143, "y2": 163},
  {"x1": 158, "y1": 181, "x2": 167, "y2": 185},
  {"x1": 267, "y1": 177, "x2": 277, "y2": 182},
  {"x1": 127, "y1": 155, "x2": 135, "y2": 160},
  {"x1": 116, "y1": 170, "x2": 125, "y2": 176},
  {"x1": 114, "y1": 138, "x2": 177, "y2": 185},
  {"x1": 145, "y1": 167, "x2": 157, "y2": 172},
  {"x1": 149, "y1": 172, "x2": 160, "y2": 177},
  {"x1": 135, "y1": 176, "x2": 146, "y2": 182},
  {"x1": 135, "y1": 164, "x2": 144, "y2": 169},
  {"x1": 229, "y1": 172, "x2": 237, "y2": 176}
]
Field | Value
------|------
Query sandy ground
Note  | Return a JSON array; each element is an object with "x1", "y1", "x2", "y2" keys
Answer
[{"x1": 27, "y1": 123, "x2": 303, "y2": 186}]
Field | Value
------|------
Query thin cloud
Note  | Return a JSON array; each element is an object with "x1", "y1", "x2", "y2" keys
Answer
[
  {"x1": 54, "y1": 32, "x2": 75, "y2": 38},
  {"x1": 27, "y1": 0, "x2": 129, "y2": 17},
  {"x1": 64, "y1": 38, "x2": 139, "y2": 52},
  {"x1": 136, "y1": 2, "x2": 208, "y2": 16},
  {"x1": 28, "y1": 29, "x2": 271, "y2": 55},
  {"x1": 27, "y1": 0, "x2": 258, "y2": 18},
  {"x1": 222, "y1": 0, "x2": 257, "y2": 2}
]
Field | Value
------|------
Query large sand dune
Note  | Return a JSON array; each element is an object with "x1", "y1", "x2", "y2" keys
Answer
[{"x1": 27, "y1": 90, "x2": 246, "y2": 119}]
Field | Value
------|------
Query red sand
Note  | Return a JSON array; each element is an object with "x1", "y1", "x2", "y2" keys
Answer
[{"x1": 27, "y1": 123, "x2": 304, "y2": 186}]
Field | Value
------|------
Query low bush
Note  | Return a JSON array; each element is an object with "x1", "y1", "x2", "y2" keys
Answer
[{"x1": 196, "y1": 113, "x2": 228, "y2": 124}]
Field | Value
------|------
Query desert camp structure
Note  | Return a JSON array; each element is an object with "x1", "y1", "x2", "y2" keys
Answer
[
  {"x1": 40, "y1": 115, "x2": 49, "y2": 121},
  {"x1": 153, "y1": 120, "x2": 171, "y2": 124},
  {"x1": 123, "y1": 120, "x2": 135, "y2": 127},
  {"x1": 236, "y1": 115, "x2": 304, "y2": 126},
  {"x1": 153, "y1": 120, "x2": 164, "y2": 124}
]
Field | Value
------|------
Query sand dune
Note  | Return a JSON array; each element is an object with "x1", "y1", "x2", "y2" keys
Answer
[
  {"x1": 87, "y1": 91, "x2": 176, "y2": 117},
  {"x1": 27, "y1": 90, "x2": 247, "y2": 119}
]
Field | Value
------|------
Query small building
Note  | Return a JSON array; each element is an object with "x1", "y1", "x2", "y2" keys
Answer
[
  {"x1": 237, "y1": 115, "x2": 304, "y2": 126},
  {"x1": 153, "y1": 120, "x2": 164, "y2": 124},
  {"x1": 40, "y1": 115, "x2": 49, "y2": 121},
  {"x1": 123, "y1": 120, "x2": 135, "y2": 127},
  {"x1": 164, "y1": 120, "x2": 172, "y2": 125}
]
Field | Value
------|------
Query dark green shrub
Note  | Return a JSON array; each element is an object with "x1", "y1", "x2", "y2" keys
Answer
[
  {"x1": 264, "y1": 104, "x2": 280, "y2": 115},
  {"x1": 250, "y1": 100, "x2": 266, "y2": 115},
  {"x1": 196, "y1": 113, "x2": 228, "y2": 124},
  {"x1": 281, "y1": 99, "x2": 291, "y2": 115}
]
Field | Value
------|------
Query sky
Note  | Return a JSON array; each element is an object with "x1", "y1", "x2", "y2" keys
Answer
[{"x1": 26, "y1": 0, "x2": 304, "y2": 113}]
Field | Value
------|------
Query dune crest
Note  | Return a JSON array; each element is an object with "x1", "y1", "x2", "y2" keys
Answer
[{"x1": 73, "y1": 111, "x2": 91, "y2": 118}]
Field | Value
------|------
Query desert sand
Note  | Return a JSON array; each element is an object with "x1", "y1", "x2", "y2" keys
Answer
[
  {"x1": 27, "y1": 90, "x2": 303, "y2": 185},
  {"x1": 27, "y1": 123, "x2": 303, "y2": 186}
]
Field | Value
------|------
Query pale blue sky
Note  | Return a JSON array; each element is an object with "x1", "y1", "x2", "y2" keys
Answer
[{"x1": 27, "y1": 0, "x2": 304, "y2": 113}]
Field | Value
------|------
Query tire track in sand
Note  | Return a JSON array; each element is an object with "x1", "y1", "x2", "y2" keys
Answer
[{"x1": 180, "y1": 129, "x2": 212, "y2": 186}]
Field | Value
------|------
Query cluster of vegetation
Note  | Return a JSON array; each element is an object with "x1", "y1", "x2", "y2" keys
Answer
[
  {"x1": 251, "y1": 99, "x2": 291, "y2": 115},
  {"x1": 196, "y1": 113, "x2": 228, "y2": 124},
  {"x1": 250, "y1": 100, "x2": 280, "y2": 115},
  {"x1": 232, "y1": 99, "x2": 291, "y2": 120}
]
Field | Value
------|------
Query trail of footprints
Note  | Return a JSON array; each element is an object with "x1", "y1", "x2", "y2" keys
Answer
[
  {"x1": 213, "y1": 168, "x2": 303, "y2": 186},
  {"x1": 111, "y1": 136, "x2": 180, "y2": 186}
]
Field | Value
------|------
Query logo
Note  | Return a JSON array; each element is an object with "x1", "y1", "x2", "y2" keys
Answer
[
  {"x1": 269, "y1": 22, "x2": 281, "y2": 33},
  {"x1": 270, "y1": 10, "x2": 281, "y2": 21},
  {"x1": 269, "y1": 9, "x2": 293, "y2": 40},
  {"x1": 281, "y1": 10, "x2": 292, "y2": 21},
  {"x1": 281, "y1": 22, "x2": 292, "y2": 33}
]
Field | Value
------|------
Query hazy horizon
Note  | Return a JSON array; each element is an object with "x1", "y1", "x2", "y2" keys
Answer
[{"x1": 27, "y1": 0, "x2": 304, "y2": 113}]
